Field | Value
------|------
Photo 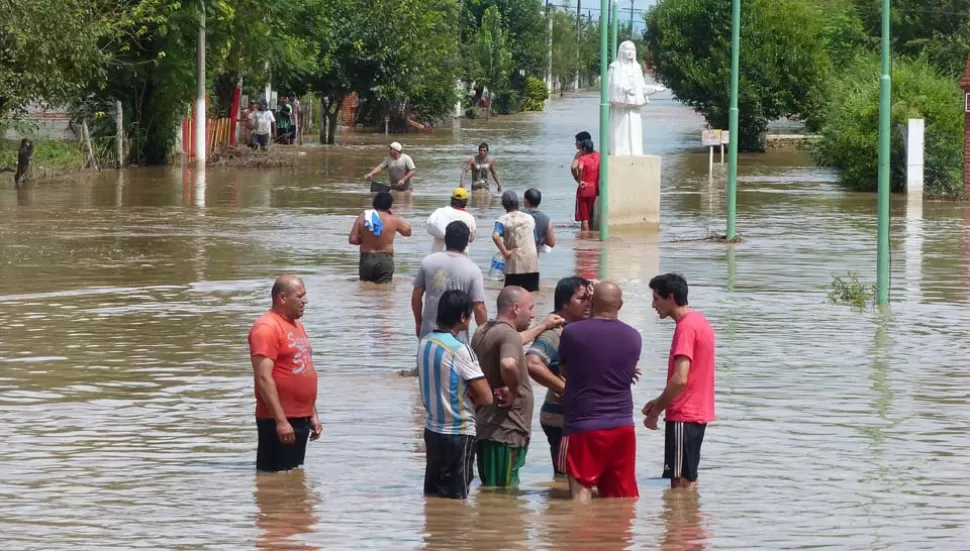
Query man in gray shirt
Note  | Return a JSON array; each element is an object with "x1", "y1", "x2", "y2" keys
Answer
[
  {"x1": 524, "y1": 188, "x2": 556, "y2": 251},
  {"x1": 412, "y1": 221, "x2": 488, "y2": 343},
  {"x1": 364, "y1": 141, "x2": 417, "y2": 191}
]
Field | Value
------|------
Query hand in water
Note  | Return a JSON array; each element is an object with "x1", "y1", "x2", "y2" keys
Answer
[{"x1": 493, "y1": 387, "x2": 514, "y2": 407}]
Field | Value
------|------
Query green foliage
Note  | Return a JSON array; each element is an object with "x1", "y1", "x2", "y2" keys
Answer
[
  {"x1": 492, "y1": 90, "x2": 523, "y2": 115},
  {"x1": 522, "y1": 76, "x2": 549, "y2": 111},
  {"x1": 814, "y1": 54, "x2": 965, "y2": 197},
  {"x1": 0, "y1": 138, "x2": 85, "y2": 178},
  {"x1": 827, "y1": 272, "x2": 876, "y2": 310},
  {"x1": 472, "y1": 6, "x2": 514, "y2": 104},
  {"x1": 645, "y1": 0, "x2": 832, "y2": 151},
  {"x1": 461, "y1": 0, "x2": 547, "y2": 79}
]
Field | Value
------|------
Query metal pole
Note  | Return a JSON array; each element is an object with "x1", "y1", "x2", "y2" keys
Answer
[
  {"x1": 629, "y1": 0, "x2": 634, "y2": 39},
  {"x1": 610, "y1": 0, "x2": 618, "y2": 63},
  {"x1": 876, "y1": 0, "x2": 891, "y2": 304},
  {"x1": 194, "y1": 3, "x2": 206, "y2": 164},
  {"x1": 726, "y1": 0, "x2": 740, "y2": 240},
  {"x1": 575, "y1": 0, "x2": 582, "y2": 91},
  {"x1": 599, "y1": 0, "x2": 610, "y2": 240}
]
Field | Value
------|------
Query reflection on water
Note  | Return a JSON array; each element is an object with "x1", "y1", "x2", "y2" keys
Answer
[{"x1": 2, "y1": 90, "x2": 970, "y2": 550}]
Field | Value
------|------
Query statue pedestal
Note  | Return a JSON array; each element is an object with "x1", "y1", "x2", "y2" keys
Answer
[{"x1": 591, "y1": 154, "x2": 661, "y2": 232}]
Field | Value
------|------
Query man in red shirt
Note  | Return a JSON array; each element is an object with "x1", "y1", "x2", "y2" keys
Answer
[
  {"x1": 642, "y1": 273, "x2": 716, "y2": 489},
  {"x1": 249, "y1": 274, "x2": 321, "y2": 472}
]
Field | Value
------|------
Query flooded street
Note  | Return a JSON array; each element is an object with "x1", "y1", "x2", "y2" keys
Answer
[{"x1": 2, "y1": 90, "x2": 970, "y2": 550}]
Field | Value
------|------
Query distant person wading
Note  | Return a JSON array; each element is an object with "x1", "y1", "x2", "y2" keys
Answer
[
  {"x1": 348, "y1": 191, "x2": 412, "y2": 284},
  {"x1": 460, "y1": 142, "x2": 503, "y2": 192},
  {"x1": 364, "y1": 142, "x2": 417, "y2": 192}
]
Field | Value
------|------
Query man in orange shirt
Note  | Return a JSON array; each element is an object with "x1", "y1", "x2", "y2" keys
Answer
[{"x1": 249, "y1": 274, "x2": 321, "y2": 472}]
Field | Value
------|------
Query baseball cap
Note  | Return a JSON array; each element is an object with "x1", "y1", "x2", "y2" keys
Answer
[
  {"x1": 389, "y1": 142, "x2": 403, "y2": 152},
  {"x1": 451, "y1": 187, "x2": 468, "y2": 200}
]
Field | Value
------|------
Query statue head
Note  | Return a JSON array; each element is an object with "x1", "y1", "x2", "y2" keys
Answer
[{"x1": 619, "y1": 41, "x2": 637, "y2": 62}]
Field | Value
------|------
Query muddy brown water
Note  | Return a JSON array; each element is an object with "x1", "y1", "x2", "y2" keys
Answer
[{"x1": 1, "y1": 90, "x2": 970, "y2": 550}]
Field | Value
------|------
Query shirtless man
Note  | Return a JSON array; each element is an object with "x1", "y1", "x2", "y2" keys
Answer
[{"x1": 348, "y1": 191, "x2": 412, "y2": 283}]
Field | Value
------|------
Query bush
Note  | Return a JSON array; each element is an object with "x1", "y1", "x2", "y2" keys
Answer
[
  {"x1": 813, "y1": 54, "x2": 965, "y2": 197},
  {"x1": 827, "y1": 272, "x2": 876, "y2": 310},
  {"x1": 645, "y1": 0, "x2": 831, "y2": 152},
  {"x1": 521, "y1": 76, "x2": 549, "y2": 112},
  {"x1": 491, "y1": 90, "x2": 523, "y2": 115}
]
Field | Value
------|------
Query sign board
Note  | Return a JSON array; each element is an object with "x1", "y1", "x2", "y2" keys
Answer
[
  {"x1": 701, "y1": 129, "x2": 721, "y2": 147},
  {"x1": 966, "y1": 93, "x2": 970, "y2": 113},
  {"x1": 270, "y1": 92, "x2": 278, "y2": 110},
  {"x1": 702, "y1": 129, "x2": 730, "y2": 146},
  {"x1": 240, "y1": 95, "x2": 249, "y2": 109}
]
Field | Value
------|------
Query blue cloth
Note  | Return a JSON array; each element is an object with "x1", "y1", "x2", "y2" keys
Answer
[
  {"x1": 364, "y1": 209, "x2": 383, "y2": 237},
  {"x1": 493, "y1": 221, "x2": 505, "y2": 236}
]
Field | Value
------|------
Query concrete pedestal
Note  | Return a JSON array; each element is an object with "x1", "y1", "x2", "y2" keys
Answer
[{"x1": 591, "y1": 154, "x2": 662, "y2": 232}]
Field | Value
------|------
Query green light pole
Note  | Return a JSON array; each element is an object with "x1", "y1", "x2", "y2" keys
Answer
[
  {"x1": 598, "y1": 0, "x2": 610, "y2": 240},
  {"x1": 726, "y1": 0, "x2": 740, "y2": 240},
  {"x1": 610, "y1": 0, "x2": 618, "y2": 63},
  {"x1": 876, "y1": 0, "x2": 891, "y2": 305}
]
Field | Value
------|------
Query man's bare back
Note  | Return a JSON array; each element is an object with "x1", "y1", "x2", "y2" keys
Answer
[{"x1": 350, "y1": 210, "x2": 412, "y2": 254}]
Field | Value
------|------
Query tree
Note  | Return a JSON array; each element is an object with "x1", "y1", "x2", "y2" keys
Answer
[
  {"x1": 645, "y1": 0, "x2": 832, "y2": 151},
  {"x1": 472, "y1": 6, "x2": 513, "y2": 117},
  {"x1": 461, "y1": 0, "x2": 547, "y2": 80}
]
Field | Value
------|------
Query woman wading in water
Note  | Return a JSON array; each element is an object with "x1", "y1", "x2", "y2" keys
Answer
[{"x1": 460, "y1": 142, "x2": 503, "y2": 193}]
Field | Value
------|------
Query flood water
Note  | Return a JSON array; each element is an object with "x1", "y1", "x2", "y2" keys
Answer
[{"x1": 2, "y1": 90, "x2": 970, "y2": 550}]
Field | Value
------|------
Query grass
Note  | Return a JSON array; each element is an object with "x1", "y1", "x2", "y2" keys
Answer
[
  {"x1": 827, "y1": 272, "x2": 876, "y2": 310},
  {"x1": 0, "y1": 138, "x2": 87, "y2": 184}
]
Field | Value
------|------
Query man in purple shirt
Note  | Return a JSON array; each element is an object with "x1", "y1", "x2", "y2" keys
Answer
[{"x1": 560, "y1": 281, "x2": 641, "y2": 502}]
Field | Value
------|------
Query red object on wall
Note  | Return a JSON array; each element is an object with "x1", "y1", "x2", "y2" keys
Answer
[
  {"x1": 959, "y1": 53, "x2": 970, "y2": 197},
  {"x1": 229, "y1": 87, "x2": 241, "y2": 146}
]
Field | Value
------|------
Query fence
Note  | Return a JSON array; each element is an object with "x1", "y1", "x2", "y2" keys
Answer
[{"x1": 180, "y1": 116, "x2": 236, "y2": 160}]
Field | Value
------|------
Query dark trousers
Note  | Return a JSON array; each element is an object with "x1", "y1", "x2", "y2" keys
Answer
[{"x1": 256, "y1": 417, "x2": 311, "y2": 472}]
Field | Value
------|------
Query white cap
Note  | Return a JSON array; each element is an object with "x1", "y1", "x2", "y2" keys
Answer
[{"x1": 389, "y1": 142, "x2": 403, "y2": 152}]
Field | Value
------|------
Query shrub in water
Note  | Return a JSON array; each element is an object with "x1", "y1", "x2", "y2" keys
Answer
[
  {"x1": 522, "y1": 76, "x2": 549, "y2": 112},
  {"x1": 813, "y1": 54, "x2": 965, "y2": 197}
]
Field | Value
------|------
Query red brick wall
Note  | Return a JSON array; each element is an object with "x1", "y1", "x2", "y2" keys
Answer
[{"x1": 340, "y1": 93, "x2": 359, "y2": 128}]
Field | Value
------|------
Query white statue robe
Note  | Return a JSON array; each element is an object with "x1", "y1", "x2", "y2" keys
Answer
[{"x1": 607, "y1": 58, "x2": 665, "y2": 156}]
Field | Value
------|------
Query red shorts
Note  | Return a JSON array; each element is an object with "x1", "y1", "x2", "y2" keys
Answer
[
  {"x1": 563, "y1": 425, "x2": 638, "y2": 498},
  {"x1": 575, "y1": 195, "x2": 596, "y2": 222}
]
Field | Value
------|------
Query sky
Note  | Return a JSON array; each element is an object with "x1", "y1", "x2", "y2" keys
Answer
[{"x1": 547, "y1": 0, "x2": 659, "y2": 32}]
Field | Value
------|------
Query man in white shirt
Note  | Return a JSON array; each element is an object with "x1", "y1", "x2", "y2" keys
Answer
[
  {"x1": 364, "y1": 142, "x2": 417, "y2": 191},
  {"x1": 427, "y1": 188, "x2": 477, "y2": 254},
  {"x1": 251, "y1": 100, "x2": 275, "y2": 150}
]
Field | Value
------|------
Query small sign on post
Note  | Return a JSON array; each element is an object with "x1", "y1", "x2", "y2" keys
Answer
[{"x1": 702, "y1": 129, "x2": 729, "y2": 181}]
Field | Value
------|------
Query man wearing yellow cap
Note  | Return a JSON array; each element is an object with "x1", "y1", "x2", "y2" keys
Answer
[
  {"x1": 427, "y1": 187, "x2": 477, "y2": 254},
  {"x1": 364, "y1": 142, "x2": 416, "y2": 191}
]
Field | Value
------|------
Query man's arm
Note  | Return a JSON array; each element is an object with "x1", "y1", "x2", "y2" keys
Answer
[
  {"x1": 489, "y1": 161, "x2": 503, "y2": 191},
  {"x1": 459, "y1": 158, "x2": 472, "y2": 188},
  {"x1": 252, "y1": 355, "x2": 294, "y2": 444},
  {"x1": 525, "y1": 347, "x2": 566, "y2": 394},
  {"x1": 544, "y1": 223, "x2": 557, "y2": 248},
  {"x1": 492, "y1": 222, "x2": 513, "y2": 259},
  {"x1": 473, "y1": 302, "x2": 487, "y2": 327},
  {"x1": 455, "y1": 346, "x2": 493, "y2": 406},
  {"x1": 364, "y1": 161, "x2": 385, "y2": 180},
  {"x1": 499, "y1": 357, "x2": 521, "y2": 401},
  {"x1": 348, "y1": 215, "x2": 363, "y2": 245},
  {"x1": 411, "y1": 287, "x2": 425, "y2": 337},
  {"x1": 519, "y1": 314, "x2": 564, "y2": 345},
  {"x1": 571, "y1": 156, "x2": 583, "y2": 183},
  {"x1": 396, "y1": 216, "x2": 412, "y2": 236},
  {"x1": 399, "y1": 157, "x2": 417, "y2": 186},
  {"x1": 643, "y1": 356, "x2": 690, "y2": 419},
  {"x1": 467, "y1": 378, "x2": 494, "y2": 406}
]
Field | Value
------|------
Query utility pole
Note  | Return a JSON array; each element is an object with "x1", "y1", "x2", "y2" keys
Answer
[
  {"x1": 598, "y1": 0, "x2": 610, "y2": 240},
  {"x1": 610, "y1": 0, "x2": 618, "y2": 62},
  {"x1": 726, "y1": 0, "x2": 740, "y2": 240},
  {"x1": 194, "y1": 2, "x2": 206, "y2": 165},
  {"x1": 575, "y1": 0, "x2": 582, "y2": 91},
  {"x1": 629, "y1": 0, "x2": 634, "y2": 39},
  {"x1": 876, "y1": 0, "x2": 891, "y2": 304},
  {"x1": 546, "y1": 1, "x2": 553, "y2": 94}
]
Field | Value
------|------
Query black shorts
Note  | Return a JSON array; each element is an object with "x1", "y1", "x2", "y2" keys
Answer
[
  {"x1": 541, "y1": 424, "x2": 566, "y2": 476},
  {"x1": 252, "y1": 133, "x2": 269, "y2": 149},
  {"x1": 663, "y1": 421, "x2": 707, "y2": 481},
  {"x1": 504, "y1": 272, "x2": 540, "y2": 292},
  {"x1": 424, "y1": 429, "x2": 476, "y2": 499},
  {"x1": 359, "y1": 252, "x2": 395, "y2": 283},
  {"x1": 256, "y1": 417, "x2": 311, "y2": 472}
]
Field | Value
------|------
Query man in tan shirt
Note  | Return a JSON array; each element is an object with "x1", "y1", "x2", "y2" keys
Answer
[
  {"x1": 348, "y1": 191, "x2": 412, "y2": 283},
  {"x1": 492, "y1": 190, "x2": 540, "y2": 292}
]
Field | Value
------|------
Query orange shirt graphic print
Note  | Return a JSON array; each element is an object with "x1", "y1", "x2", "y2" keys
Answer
[{"x1": 249, "y1": 312, "x2": 319, "y2": 419}]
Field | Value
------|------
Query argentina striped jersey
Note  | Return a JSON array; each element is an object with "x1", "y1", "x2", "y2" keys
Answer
[{"x1": 417, "y1": 330, "x2": 485, "y2": 436}]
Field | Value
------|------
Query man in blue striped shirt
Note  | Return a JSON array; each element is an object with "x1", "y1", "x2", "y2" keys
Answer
[{"x1": 417, "y1": 290, "x2": 494, "y2": 499}]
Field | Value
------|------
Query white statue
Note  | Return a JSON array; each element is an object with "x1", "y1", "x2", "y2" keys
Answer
[{"x1": 607, "y1": 40, "x2": 666, "y2": 156}]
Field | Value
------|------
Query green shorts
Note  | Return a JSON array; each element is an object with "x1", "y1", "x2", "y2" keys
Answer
[{"x1": 476, "y1": 439, "x2": 528, "y2": 488}]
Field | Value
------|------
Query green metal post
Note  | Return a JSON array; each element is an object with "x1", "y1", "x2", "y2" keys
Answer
[
  {"x1": 726, "y1": 0, "x2": 740, "y2": 240},
  {"x1": 610, "y1": 0, "x2": 618, "y2": 63},
  {"x1": 876, "y1": 0, "x2": 891, "y2": 305},
  {"x1": 599, "y1": 0, "x2": 610, "y2": 240}
]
